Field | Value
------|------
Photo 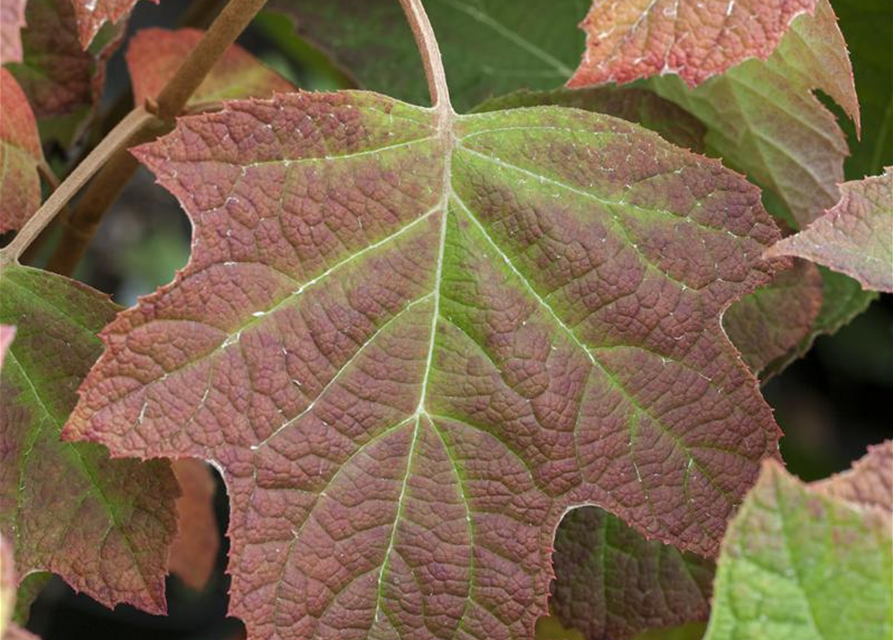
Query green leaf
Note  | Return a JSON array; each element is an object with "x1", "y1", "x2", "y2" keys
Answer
[
  {"x1": 0, "y1": 69, "x2": 43, "y2": 234},
  {"x1": 551, "y1": 507, "x2": 713, "y2": 640},
  {"x1": 704, "y1": 449, "x2": 892, "y2": 640},
  {"x1": 767, "y1": 168, "x2": 893, "y2": 293},
  {"x1": 65, "y1": 91, "x2": 784, "y2": 639},
  {"x1": 0, "y1": 265, "x2": 179, "y2": 614},
  {"x1": 267, "y1": 0, "x2": 588, "y2": 111}
]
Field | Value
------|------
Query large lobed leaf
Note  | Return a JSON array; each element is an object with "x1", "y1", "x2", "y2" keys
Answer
[
  {"x1": 0, "y1": 69, "x2": 43, "y2": 234},
  {"x1": 767, "y1": 168, "x2": 893, "y2": 293},
  {"x1": 703, "y1": 446, "x2": 892, "y2": 640},
  {"x1": 0, "y1": 266, "x2": 178, "y2": 614},
  {"x1": 569, "y1": 0, "x2": 817, "y2": 88},
  {"x1": 64, "y1": 91, "x2": 784, "y2": 639}
]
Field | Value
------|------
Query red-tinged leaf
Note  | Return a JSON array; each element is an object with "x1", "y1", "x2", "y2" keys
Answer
[
  {"x1": 0, "y1": 535, "x2": 39, "y2": 640},
  {"x1": 126, "y1": 28, "x2": 294, "y2": 113},
  {"x1": 0, "y1": 69, "x2": 43, "y2": 234},
  {"x1": 71, "y1": 0, "x2": 156, "y2": 49},
  {"x1": 723, "y1": 259, "x2": 823, "y2": 376},
  {"x1": 766, "y1": 168, "x2": 893, "y2": 293},
  {"x1": 814, "y1": 441, "x2": 892, "y2": 516},
  {"x1": 0, "y1": 327, "x2": 14, "y2": 372},
  {"x1": 0, "y1": 0, "x2": 26, "y2": 64},
  {"x1": 648, "y1": 0, "x2": 858, "y2": 229},
  {"x1": 569, "y1": 0, "x2": 816, "y2": 88},
  {"x1": 0, "y1": 265, "x2": 179, "y2": 614},
  {"x1": 703, "y1": 454, "x2": 892, "y2": 640},
  {"x1": 6, "y1": 0, "x2": 124, "y2": 146},
  {"x1": 169, "y1": 459, "x2": 220, "y2": 592},
  {"x1": 66, "y1": 92, "x2": 783, "y2": 639},
  {"x1": 550, "y1": 507, "x2": 713, "y2": 640}
]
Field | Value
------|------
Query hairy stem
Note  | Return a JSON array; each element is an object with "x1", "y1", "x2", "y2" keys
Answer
[
  {"x1": 5, "y1": 0, "x2": 270, "y2": 270},
  {"x1": 398, "y1": 0, "x2": 451, "y2": 112}
]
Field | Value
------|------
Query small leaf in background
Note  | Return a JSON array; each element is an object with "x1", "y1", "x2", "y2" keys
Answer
[
  {"x1": 766, "y1": 168, "x2": 893, "y2": 293},
  {"x1": 168, "y1": 459, "x2": 220, "y2": 592},
  {"x1": 550, "y1": 507, "x2": 713, "y2": 640},
  {"x1": 648, "y1": 0, "x2": 858, "y2": 230},
  {"x1": 70, "y1": 0, "x2": 155, "y2": 49},
  {"x1": 126, "y1": 28, "x2": 294, "y2": 112},
  {"x1": 0, "y1": 266, "x2": 179, "y2": 615},
  {"x1": 267, "y1": 0, "x2": 589, "y2": 111},
  {"x1": 0, "y1": 69, "x2": 43, "y2": 234},
  {"x1": 0, "y1": 0, "x2": 26, "y2": 64},
  {"x1": 723, "y1": 260, "x2": 823, "y2": 377},
  {"x1": 569, "y1": 0, "x2": 816, "y2": 88},
  {"x1": 65, "y1": 92, "x2": 784, "y2": 639},
  {"x1": 703, "y1": 449, "x2": 892, "y2": 640},
  {"x1": 0, "y1": 534, "x2": 39, "y2": 640},
  {"x1": 5, "y1": 0, "x2": 125, "y2": 147}
]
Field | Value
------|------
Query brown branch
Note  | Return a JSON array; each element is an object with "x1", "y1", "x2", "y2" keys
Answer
[{"x1": 4, "y1": 0, "x2": 271, "y2": 272}]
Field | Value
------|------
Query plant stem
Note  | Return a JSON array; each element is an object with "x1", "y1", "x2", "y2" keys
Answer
[
  {"x1": 397, "y1": 0, "x2": 451, "y2": 112},
  {"x1": 0, "y1": 108, "x2": 155, "y2": 266},
  {"x1": 5, "y1": 0, "x2": 271, "y2": 271}
]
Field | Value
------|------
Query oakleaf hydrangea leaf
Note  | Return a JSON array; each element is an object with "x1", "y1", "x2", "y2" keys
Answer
[
  {"x1": 814, "y1": 441, "x2": 893, "y2": 514},
  {"x1": 267, "y1": 0, "x2": 589, "y2": 111},
  {"x1": 648, "y1": 0, "x2": 859, "y2": 229},
  {"x1": 126, "y1": 28, "x2": 294, "y2": 113},
  {"x1": 0, "y1": 0, "x2": 27, "y2": 64},
  {"x1": 169, "y1": 459, "x2": 220, "y2": 592},
  {"x1": 569, "y1": 0, "x2": 817, "y2": 88},
  {"x1": 71, "y1": 0, "x2": 156, "y2": 49},
  {"x1": 0, "y1": 70, "x2": 43, "y2": 234},
  {"x1": 66, "y1": 92, "x2": 784, "y2": 639},
  {"x1": 0, "y1": 266, "x2": 179, "y2": 614},
  {"x1": 6, "y1": 0, "x2": 124, "y2": 147},
  {"x1": 766, "y1": 168, "x2": 893, "y2": 293},
  {"x1": 703, "y1": 454, "x2": 893, "y2": 640},
  {"x1": 550, "y1": 507, "x2": 713, "y2": 640},
  {"x1": 472, "y1": 87, "x2": 705, "y2": 152},
  {"x1": 0, "y1": 534, "x2": 38, "y2": 640},
  {"x1": 723, "y1": 259, "x2": 823, "y2": 376}
]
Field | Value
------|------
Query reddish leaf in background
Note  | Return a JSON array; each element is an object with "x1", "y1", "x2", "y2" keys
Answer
[
  {"x1": 551, "y1": 507, "x2": 713, "y2": 640},
  {"x1": 766, "y1": 169, "x2": 893, "y2": 293},
  {"x1": 66, "y1": 92, "x2": 783, "y2": 639},
  {"x1": 126, "y1": 28, "x2": 294, "y2": 111},
  {"x1": 71, "y1": 0, "x2": 157, "y2": 49},
  {"x1": 169, "y1": 459, "x2": 220, "y2": 591},
  {"x1": 0, "y1": 266, "x2": 179, "y2": 614},
  {"x1": 0, "y1": 70, "x2": 43, "y2": 234},
  {"x1": 7, "y1": 0, "x2": 124, "y2": 146},
  {"x1": 723, "y1": 260, "x2": 823, "y2": 375},
  {"x1": 0, "y1": 0, "x2": 27, "y2": 63},
  {"x1": 570, "y1": 0, "x2": 817, "y2": 87}
]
